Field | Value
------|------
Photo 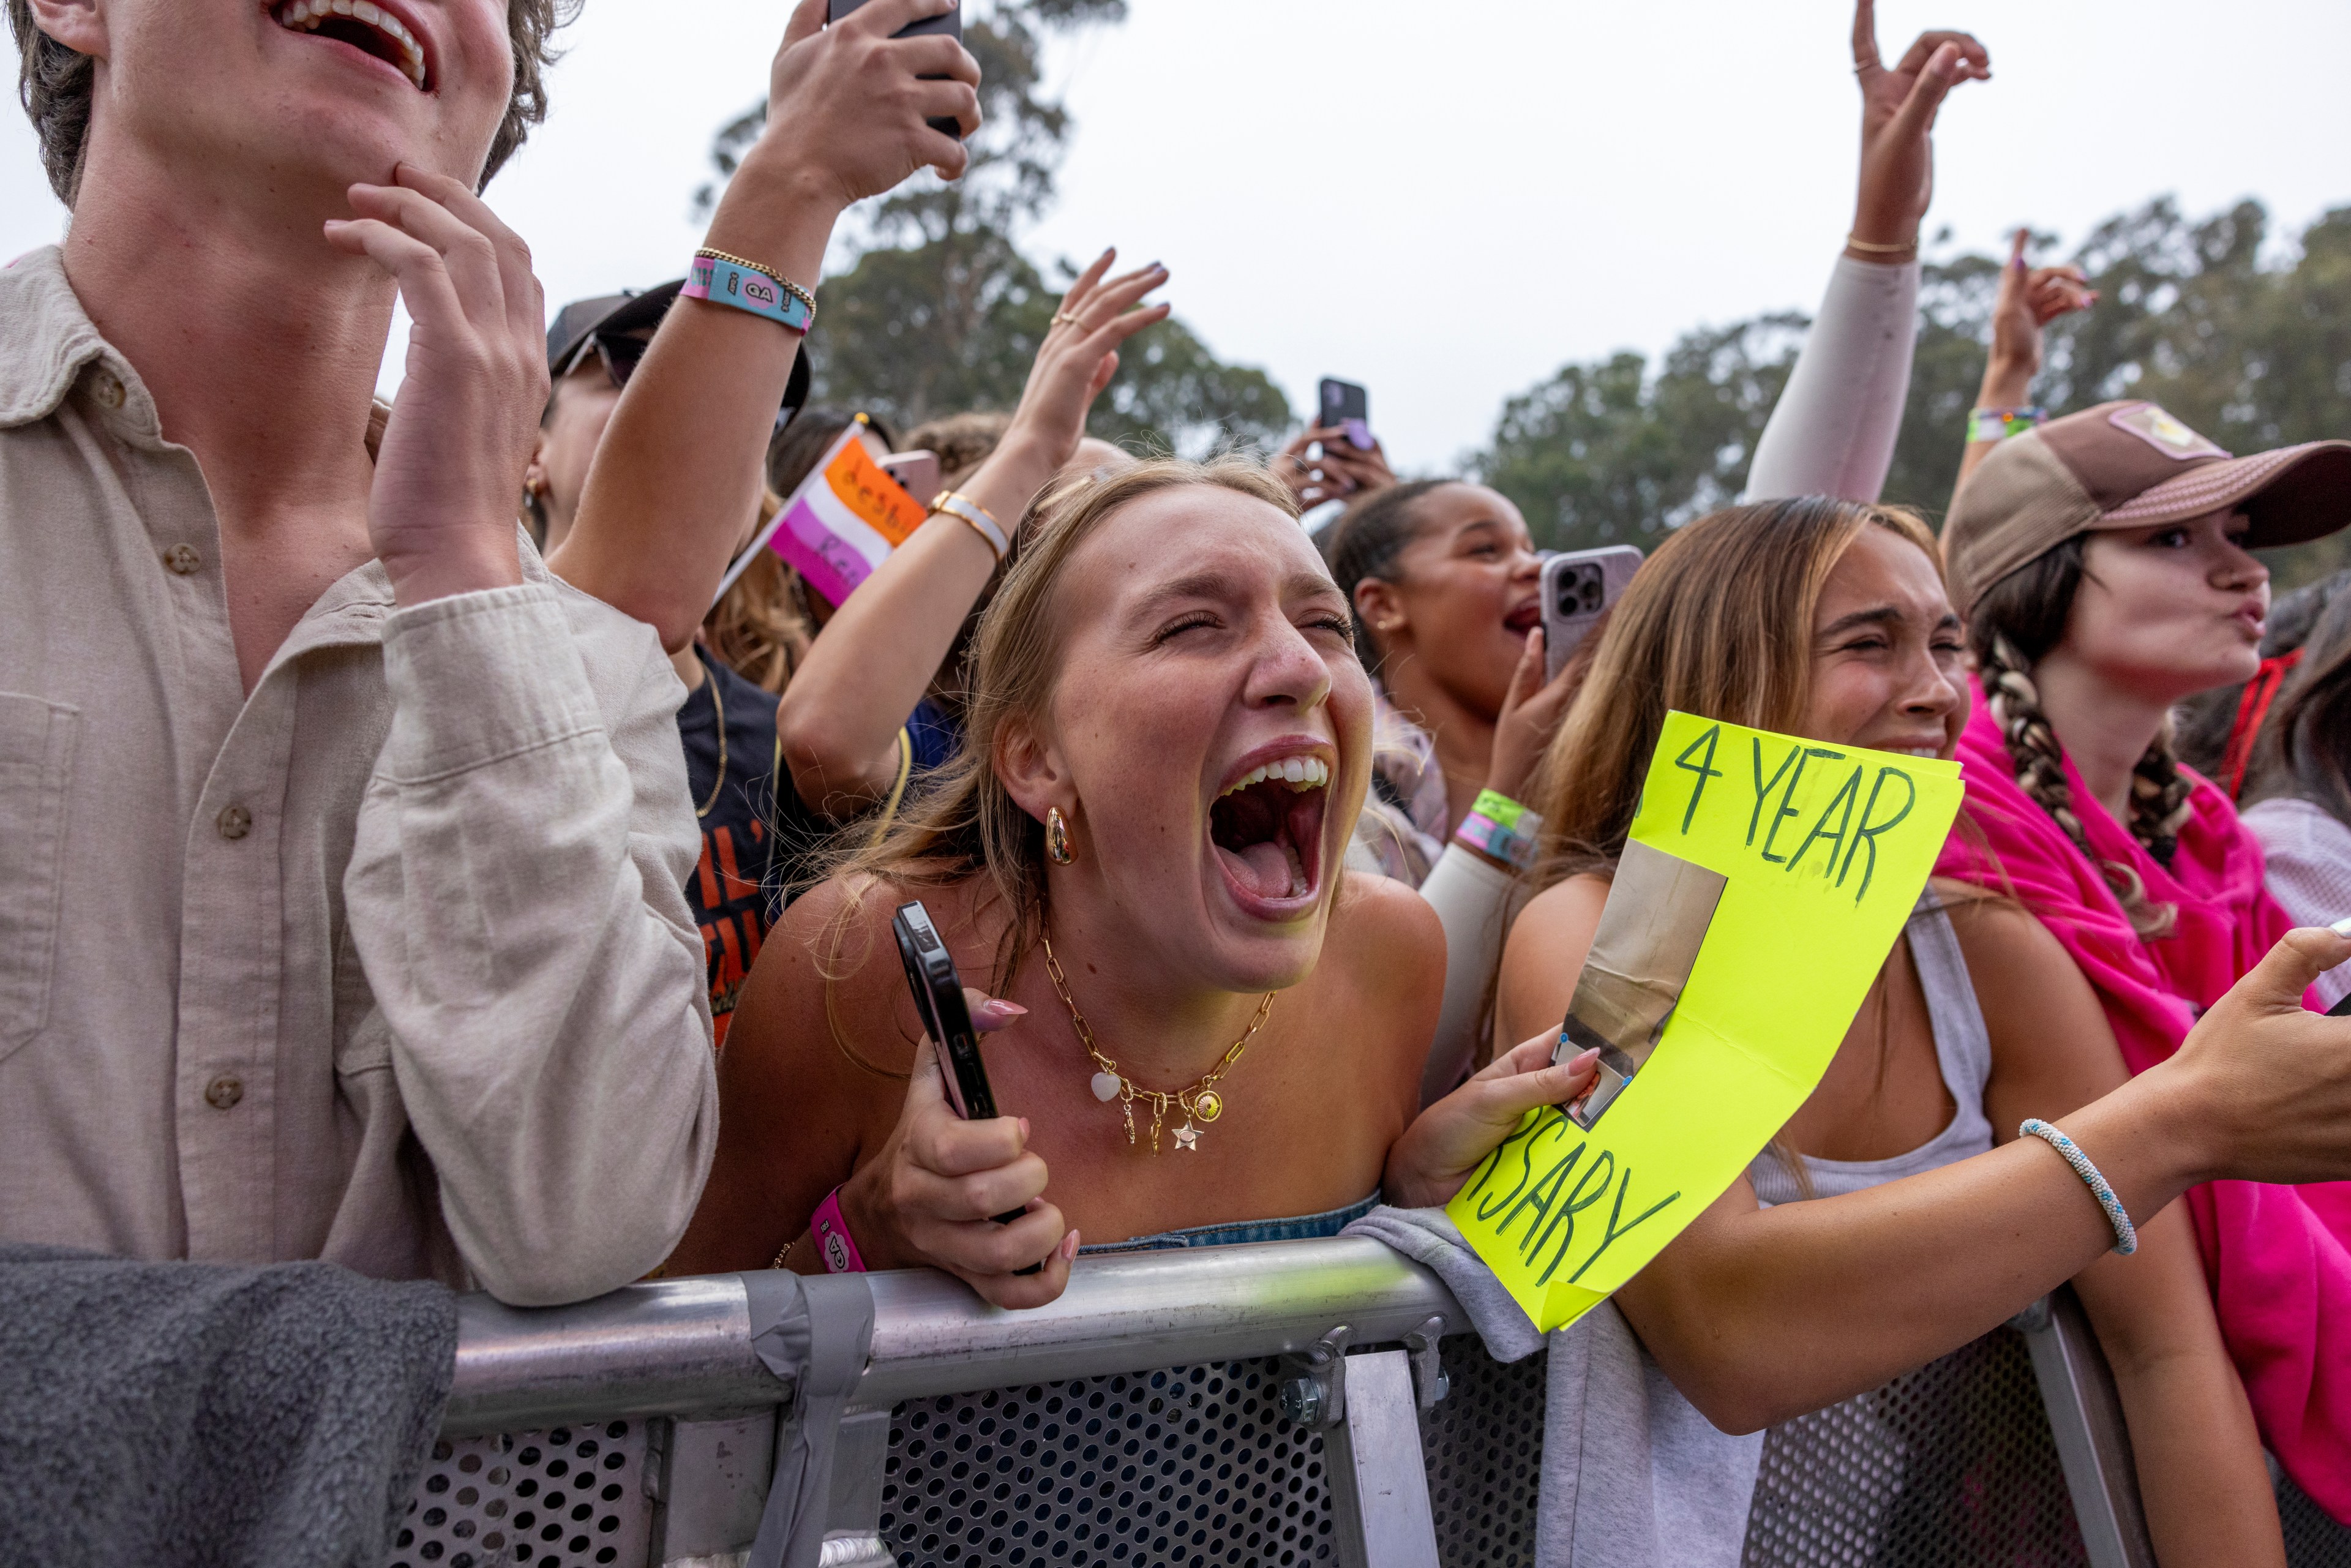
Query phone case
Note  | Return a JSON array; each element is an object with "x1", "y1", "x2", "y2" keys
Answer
[
  {"x1": 1539, "y1": 546, "x2": 1644, "y2": 681},
  {"x1": 893, "y1": 903, "x2": 1033, "y2": 1246}
]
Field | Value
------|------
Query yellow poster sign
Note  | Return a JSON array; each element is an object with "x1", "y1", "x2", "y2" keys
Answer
[{"x1": 1447, "y1": 711, "x2": 1963, "y2": 1332}]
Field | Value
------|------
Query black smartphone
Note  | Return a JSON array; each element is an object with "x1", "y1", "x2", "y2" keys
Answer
[
  {"x1": 892, "y1": 901, "x2": 1033, "y2": 1247},
  {"x1": 1317, "y1": 378, "x2": 1372, "y2": 451},
  {"x1": 1538, "y1": 546, "x2": 1643, "y2": 682},
  {"x1": 828, "y1": 0, "x2": 966, "y2": 138}
]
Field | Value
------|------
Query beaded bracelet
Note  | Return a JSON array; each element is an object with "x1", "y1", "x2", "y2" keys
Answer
[
  {"x1": 931, "y1": 490, "x2": 1008, "y2": 560},
  {"x1": 1456, "y1": 787, "x2": 1543, "y2": 872},
  {"x1": 683, "y1": 247, "x2": 816, "y2": 334},
  {"x1": 2019, "y1": 1119, "x2": 2137, "y2": 1255},
  {"x1": 1968, "y1": 406, "x2": 2047, "y2": 444}
]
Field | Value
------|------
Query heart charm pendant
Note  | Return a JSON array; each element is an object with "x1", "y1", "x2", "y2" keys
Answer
[{"x1": 1090, "y1": 1071, "x2": 1122, "y2": 1103}]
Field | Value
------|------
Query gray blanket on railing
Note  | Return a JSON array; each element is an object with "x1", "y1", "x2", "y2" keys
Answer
[
  {"x1": 1344, "y1": 1206, "x2": 1761, "y2": 1568},
  {"x1": 0, "y1": 1243, "x2": 457, "y2": 1568}
]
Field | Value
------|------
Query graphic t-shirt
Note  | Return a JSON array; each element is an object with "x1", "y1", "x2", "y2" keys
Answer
[{"x1": 677, "y1": 653, "x2": 806, "y2": 1049}]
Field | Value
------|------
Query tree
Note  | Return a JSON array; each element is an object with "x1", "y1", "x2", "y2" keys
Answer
[
  {"x1": 700, "y1": 0, "x2": 1291, "y2": 454},
  {"x1": 1475, "y1": 317, "x2": 1804, "y2": 553},
  {"x1": 1477, "y1": 197, "x2": 2351, "y2": 587}
]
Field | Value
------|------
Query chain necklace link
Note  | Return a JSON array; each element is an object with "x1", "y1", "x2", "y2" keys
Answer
[{"x1": 1039, "y1": 931, "x2": 1274, "y2": 1154}]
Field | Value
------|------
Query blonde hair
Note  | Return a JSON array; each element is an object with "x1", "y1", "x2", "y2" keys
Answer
[
  {"x1": 702, "y1": 490, "x2": 816, "y2": 696},
  {"x1": 1530, "y1": 497, "x2": 1944, "y2": 889},
  {"x1": 822, "y1": 457, "x2": 1301, "y2": 987}
]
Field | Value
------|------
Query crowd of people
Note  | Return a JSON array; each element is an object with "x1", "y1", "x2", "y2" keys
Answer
[{"x1": 8, "y1": 0, "x2": 2351, "y2": 1555}]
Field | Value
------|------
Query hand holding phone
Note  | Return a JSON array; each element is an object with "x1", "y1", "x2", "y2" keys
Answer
[
  {"x1": 828, "y1": 0, "x2": 970, "y2": 138},
  {"x1": 893, "y1": 902, "x2": 1044, "y2": 1272}
]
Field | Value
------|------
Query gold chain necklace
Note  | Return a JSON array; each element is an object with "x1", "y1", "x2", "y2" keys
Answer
[{"x1": 1039, "y1": 931, "x2": 1274, "y2": 1154}]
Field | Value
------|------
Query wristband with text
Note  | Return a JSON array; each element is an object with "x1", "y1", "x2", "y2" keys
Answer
[
  {"x1": 683, "y1": 249, "x2": 816, "y2": 334},
  {"x1": 810, "y1": 1186, "x2": 867, "y2": 1274},
  {"x1": 1456, "y1": 788, "x2": 1544, "y2": 871},
  {"x1": 1968, "y1": 406, "x2": 2047, "y2": 444}
]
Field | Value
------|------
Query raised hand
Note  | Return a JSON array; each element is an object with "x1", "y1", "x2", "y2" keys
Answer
[
  {"x1": 1848, "y1": 0, "x2": 1990, "y2": 253},
  {"x1": 996, "y1": 250, "x2": 1173, "y2": 476},
  {"x1": 1382, "y1": 1034, "x2": 1601, "y2": 1209},
  {"x1": 748, "y1": 0, "x2": 982, "y2": 207},
  {"x1": 1986, "y1": 228, "x2": 2097, "y2": 388},
  {"x1": 1483, "y1": 628, "x2": 1586, "y2": 810},
  {"x1": 326, "y1": 165, "x2": 546, "y2": 606},
  {"x1": 1271, "y1": 427, "x2": 1396, "y2": 511},
  {"x1": 836, "y1": 1013, "x2": 1078, "y2": 1308}
]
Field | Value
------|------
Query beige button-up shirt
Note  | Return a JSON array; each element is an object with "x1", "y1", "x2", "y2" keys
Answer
[{"x1": 0, "y1": 247, "x2": 718, "y2": 1305}]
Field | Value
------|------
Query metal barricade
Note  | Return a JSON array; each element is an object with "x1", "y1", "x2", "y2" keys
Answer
[{"x1": 386, "y1": 1239, "x2": 2336, "y2": 1568}]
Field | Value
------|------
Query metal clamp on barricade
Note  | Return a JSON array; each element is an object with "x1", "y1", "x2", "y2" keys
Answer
[{"x1": 391, "y1": 1240, "x2": 2276, "y2": 1568}]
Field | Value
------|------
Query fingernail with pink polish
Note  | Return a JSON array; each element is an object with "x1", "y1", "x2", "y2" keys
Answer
[
  {"x1": 975, "y1": 998, "x2": 1028, "y2": 1024},
  {"x1": 1061, "y1": 1231, "x2": 1081, "y2": 1261}
]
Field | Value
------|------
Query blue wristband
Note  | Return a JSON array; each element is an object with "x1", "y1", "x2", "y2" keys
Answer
[
  {"x1": 2019, "y1": 1119, "x2": 2137, "y2": 1255},
  {"x1": 683, "y1": 250, "x2": 815, "y2": 334}
]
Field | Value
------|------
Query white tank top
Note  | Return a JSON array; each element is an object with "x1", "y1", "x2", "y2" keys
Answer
[{"x1": 1747, "y1": 898, "x2": 1995, "y2": 1206}]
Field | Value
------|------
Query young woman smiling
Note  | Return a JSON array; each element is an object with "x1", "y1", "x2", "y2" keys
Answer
[
  {"x1": 1940, "y1": 398, "x2": 2351, "y2": 1523},
  {"x1": 667, "y1": 460, "x2": 1445, "y2": 1305},
  {"x1": 1471, "y1": 498, "x2": 2291, "y2": 1562}
]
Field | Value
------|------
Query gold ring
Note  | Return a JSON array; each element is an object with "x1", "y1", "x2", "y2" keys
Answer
[{"x1": 1052, "y1": 311, "x2": 1081, "y2": 328}]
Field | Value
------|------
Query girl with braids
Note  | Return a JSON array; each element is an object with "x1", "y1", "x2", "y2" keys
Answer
[{"x1": 1940, "y1": 397, "x2": 2351, "y2": 1523}]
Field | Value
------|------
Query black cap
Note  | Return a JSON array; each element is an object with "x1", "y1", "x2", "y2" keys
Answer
[{"x1": 545, "y1": 281, "x2": 811, "y2": 426}]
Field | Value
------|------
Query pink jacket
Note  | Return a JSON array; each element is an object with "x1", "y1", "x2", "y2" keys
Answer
[{"x1": 1936, "y1": 686, "x2": 2351, "y2": 1521}]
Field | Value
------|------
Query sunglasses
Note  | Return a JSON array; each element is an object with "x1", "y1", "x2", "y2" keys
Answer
[{"x1": 562, "y1": 329, "x2": 650, "y2": 391}]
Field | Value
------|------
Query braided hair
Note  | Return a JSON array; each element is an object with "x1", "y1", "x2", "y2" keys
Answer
[{"x1": 1967, "y1": 537, "x2": 2194, "y2": 940}]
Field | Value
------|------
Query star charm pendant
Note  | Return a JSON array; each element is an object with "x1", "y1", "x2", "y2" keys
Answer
[{"x1": 1172, "y1": 1122, "x2": 1201, "y2": 1152}]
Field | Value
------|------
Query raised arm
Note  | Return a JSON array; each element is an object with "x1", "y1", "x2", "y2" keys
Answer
[
  {"x1": 1952, "y1": 228, "x2": 2096, "y2": 496},
  {"x1": 1744, "y1": 2, "x2": 1987, "y2": 502},
  {"x1": 774, "y1": 256, "x2": 1172, "y2": 816},
  {"x1": 547, "y1": 0, "x2": 980, "y2": 651}
]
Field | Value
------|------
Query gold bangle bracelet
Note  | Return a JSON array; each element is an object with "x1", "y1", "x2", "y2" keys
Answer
[
  {"x1": 930, "y1": 490, "x2": 1009, "y2": 560},
  {"x1": 1844, "y1": 233, "x2": 1919, "y2": 255}
]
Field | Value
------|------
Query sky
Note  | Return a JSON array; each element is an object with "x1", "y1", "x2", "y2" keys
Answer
[{"x1": 6, "y1": 1, "x2": 2349, "y2": 473}]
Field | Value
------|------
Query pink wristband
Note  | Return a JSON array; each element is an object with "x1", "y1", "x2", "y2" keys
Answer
[{"x1": 811, "y1": 1187, "x2": 866, "y2": 1274}]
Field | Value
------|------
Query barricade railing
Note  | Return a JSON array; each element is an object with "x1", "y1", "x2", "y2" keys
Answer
[{"x1": 389, "y1": 1237, "x2": 2341, "y2": 1568}]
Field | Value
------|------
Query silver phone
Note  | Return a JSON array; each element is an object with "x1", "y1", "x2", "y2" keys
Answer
[{"x1": 1539, "y1": 546, "x2": 1643, "y2": 681}]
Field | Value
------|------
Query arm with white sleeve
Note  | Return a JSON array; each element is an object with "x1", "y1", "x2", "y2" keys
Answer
[{"x1": 1744, "y1": 1, "x2": 1990, "y2": 504}]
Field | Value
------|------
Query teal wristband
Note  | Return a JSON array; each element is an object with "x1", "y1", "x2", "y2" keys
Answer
[{"x1": 683, "y1": 249, "x2": 815, "y2": 334}]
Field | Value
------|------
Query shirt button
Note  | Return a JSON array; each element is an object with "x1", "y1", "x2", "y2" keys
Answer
[
  {"x1": 204, "y1": 1075, "x2": 244, "y2": 1110},
  {"x1": 163, "y1": 543, "x2": 202, "y2": 575},
  {"x1": 217, "y1": 804, "x2": 252, "y2": 841},
  {"x1": 90, "y1": 369, "x2": 125, "y2": 410}
]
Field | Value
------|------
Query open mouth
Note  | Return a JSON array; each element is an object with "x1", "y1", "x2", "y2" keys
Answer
[
  {"x1": 1503, "y1": 602, "x2": 1542, "y2": 635},
  {"x1": 275, "y1": 0, "x2": 430, "y2": 90},
  {"x1": 1209, "y1": 754, "x2": 1331, "y2": 914}
]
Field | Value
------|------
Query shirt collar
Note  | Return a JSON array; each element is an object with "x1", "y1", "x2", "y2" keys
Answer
[{"x1": 0, "y1": 246, "x2": 135, "y2": 432}]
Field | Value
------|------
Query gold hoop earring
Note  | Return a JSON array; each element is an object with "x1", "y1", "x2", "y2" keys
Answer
[{"x1": 1046, "y1": 806, "x2": 1076, "y2": 865}]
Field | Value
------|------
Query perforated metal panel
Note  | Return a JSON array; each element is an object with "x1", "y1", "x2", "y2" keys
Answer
[
  {"x1": 392, "y1": 1422, "x2": 652, "y2": 1568},
  {"x1": 877, "y1": 1358, "x2": 1339, "y2": 1566},
  {"x1": 1744, "y1": 1327, "x2": 2085, "y2": 1567},
  {"x1": 2282, "y1": 1470, "x2": 2351, "y2": 1568},
  {"x1": 1419, "y1": 1337, "x2": 1546, "y2": 1568}
]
